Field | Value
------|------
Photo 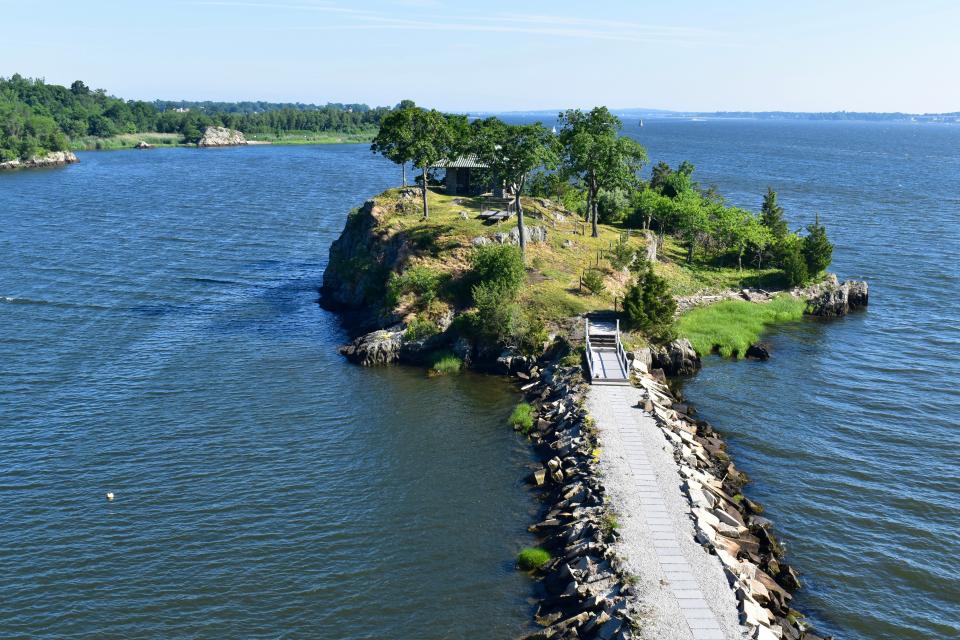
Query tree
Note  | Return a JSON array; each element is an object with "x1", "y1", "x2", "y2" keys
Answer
[
  {"x1": 803, "y1": 214, "x2": 833, "y2": 275},
  {"x1": 558, "y1": 107, "x2": 647, "y2": 237},
  {"x1": 649, "y1": 161, "x2": 672, "y2": 192},
  {"x1": 623, "y1": 260, "x2": 676, "y2": 338},
  {"x1": 780, "y1": 238, "x2": 809, "y2": 286},
  {"x1": 406, "y1": 108, "x2": 455, "y2": 219},
  {"x1": 760, "y1": 187, "x2": 789, "y2": 240},
  {"x1": 472, "y1": 119, "x2": 558, "y2": 258},
  {"x1": 674, "y1": 192, "x2": 710, "y2": 263},
  {"x1": 468, "y1": 244, "x2": 526, "y2": 297},
  {"x1": 371, "y1": 107, "x2": 415, "y2": 186}
]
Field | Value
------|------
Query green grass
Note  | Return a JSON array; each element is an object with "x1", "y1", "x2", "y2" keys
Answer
[
  {"x1": 516, "y1": 547, "x2": 551, "y2": 571},
  {"x1": 676, "y1": 294, "x2": 807, "y2": 357},
  {"x1": 508, "y1": 403, "x2": 535, "y2": 434},
  {"x1": 245, "y1": 130, "x2": 374, "y2": 145},
  {"x1": 69, "y1": 132, "x2": 184, "y2": 151},
  {"x1": 428, "y1": 351, "x2": 463, "y2": 376},
  {"x1": 656, "y1": 236, "x2": 787, "y2": 297}
]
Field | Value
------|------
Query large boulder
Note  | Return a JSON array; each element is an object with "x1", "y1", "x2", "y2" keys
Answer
[
  {"x1": 651, "y1": 338, "x2": 701, "y2": 376},
  {"x1": 338, "y1": 326, "x2": 403, "y2": 366},
  {"x1": 510, "y1": 225, "x2": 548, "y2": 245},
  {"x1": 197, "y1": 126, "x2": 247, "y2": 147},
  {"x1": 805, "y1": 275, "x2": 870, "y2": 317}
]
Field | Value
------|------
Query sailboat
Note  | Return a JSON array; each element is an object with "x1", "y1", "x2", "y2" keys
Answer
[
  {"x1": 551, "y1": 125, "x2": 557, "y2": 134},
  {"x1": 639, "y1": 119, "x2": 644, "y2": 128}
]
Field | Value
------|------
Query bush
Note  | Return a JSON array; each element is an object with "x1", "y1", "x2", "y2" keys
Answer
[
  {"x1": 516, "y1": 547, "x2": 551, "y2": 571},
  {"x1": 802, "y1": 218, "x2": 833, "y2": 275},
  {"x1": 387, "y1": 265, "x2": 443, "y2": 309},
  {"x1": 404, "y1": 315, "x2": 439, "y2": 341},
  {"x1": 472, "y1": 281, "x2": 519, "y2": 341},
  {"x1": 515, "y1": 313, "x2": 549, "y2": 357},
  {"x1": 509, "y1": 403, "x2": 535, "y2": 434},
  {"x1": 779, "y1": 241, "x2": 809, "y2": 287},
  {"x1": 607, "y1": 240, "x2": 636, "y2": 271},
  {"x1": 469, "y1": 244, "x2": 525, "y2": 297},
  {"x1": 623, "y1": 261, "x2": 676, "y2": 338},
  {"x1": 429, "y1": 351, "x2": 462, "y2": 376},
  {"x1": 597, "y1": 188, "x2": 630, "y2": 224},
  {"x1": 582, "y1": 269, "x2": 606, "y2": 295}
]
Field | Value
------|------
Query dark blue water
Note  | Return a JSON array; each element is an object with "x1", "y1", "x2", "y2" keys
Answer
[
  {"x1": 625, "y1": 119, "x2": 960, "y2": 640},
  {"x1": 3, "y1": 122, "x2": 958, "y2": 639},
  {"x1": 0, "y1": 146, "x2": 536, "y2": 638}
]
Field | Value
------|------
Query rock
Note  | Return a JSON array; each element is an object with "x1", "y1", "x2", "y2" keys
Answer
[
  {"x1": 562, "y1": 239, "x2": 574, "y2": 248},
  {"x1": 631, "y1": 347, "x2": 652, "y2": 372},
  {"x1": 197, "y1": 126, "x2": 247, "y2": 147},
  {"x1": 510, "y1": 225, "x2": 548, "y2": 244},
  {"x1": 338, "y1": 326, "x2": 403, "y2": 366},
  {"x1": 134, "y1": 141, "x2": 153, "y2": 149},
  {"x1": 745, "y1": 343, "x2": 770, "y2": 360},
  {"x1": 471, "y1": 236, "x2": 491, "y2": 246},
  {"x1": 492, "y1": 232, "x2": 511, "y2": 244},
  {"x1": 458, "y1": 211, "x2": 469, "y2": 220},
  {"x1": 651, "y1": 339, "x2": 701, "y2": 376},
  {"x1": 804, "y1": 275, "x2": 869, "y2": 316},
  {"x1": 0, "y1": 150, "x2": 79, "y2": 171},
  {"x1": 643, "y1": 230, "x2": 658, "y2": 262}
]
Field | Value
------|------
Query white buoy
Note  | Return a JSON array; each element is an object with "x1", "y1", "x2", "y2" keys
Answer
[{"x1": 106, "y1": 492, "x2": 115, "y2": 501}]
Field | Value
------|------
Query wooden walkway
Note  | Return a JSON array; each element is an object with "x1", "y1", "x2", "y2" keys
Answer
[{"x1": 585, "y1": 315, "x2": 630, "y2": 386}]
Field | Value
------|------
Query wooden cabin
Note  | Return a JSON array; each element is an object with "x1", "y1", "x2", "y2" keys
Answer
[{"x1": 432, "y1": 154, "x2": 490, "y2": 196}]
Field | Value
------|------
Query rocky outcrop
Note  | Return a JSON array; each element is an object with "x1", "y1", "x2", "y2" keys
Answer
[
  {"x1": 134, "y1": 141, "x2": 154, "y2": 149},
  {"x1": 0, "y1": 150, "x2": 78, "y2": 171},
  {"x1": 745, "y1": 343, "x2": 771, "y2": 360},
  {"x1": 651, "y1": 338, "x2": 702, "y2": 376},
  {"x1": 491, "y1": 225, "x2": 549, "y2": 246},
  {"x1": 804, "y1": 274, "x2": 869, "y2": 317},
  {"x1": 197, "y1": 126, "x2": 247, "y2": 147},
  {"x1": 338, "y1": 326, "x2": 404, "y2": 366}
]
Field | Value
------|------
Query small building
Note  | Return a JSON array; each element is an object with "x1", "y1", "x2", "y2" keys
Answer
[{"x1": 432, "y1": 154, "x2": 489, "y2": 196}]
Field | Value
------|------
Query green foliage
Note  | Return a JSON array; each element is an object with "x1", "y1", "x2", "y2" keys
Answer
[
  {"x1": 471, "y1": 280, "x2": 519, "y2": 341},
  {"x1": 428, "y1": 351, "x2": 462, "y2": 376},
  {"x1": 778, "y1": 238, "x2": 809, "y2": 286},
  {"x1": 516, "y1": 547, "x2": 551, "y2": 571},
  {"x1": 469, "y1": 244, "x2": 526, "y2": 297},
  {"x1": 515, "y1": 313, "x2": 549, "y2": 357},
  {"x1": 404, "y1": 315, "x2": 439, "y2": 341},
  {"x1": 802, "y1": 217, "x2": 833, "y2": 275},
  {"x1": 509, "y1": 403, "x2": 536, "y2": 434},
  {"x1": 676, "y1": 295, "x2": 806, "y2": 357},
  {"x1": 624, "y1": 261, "x2": 677, "y2": 338},
  {"x1": 607, "y1": 239, "x2": 636, "y2": 271},
  {"x1": 760, "y1": 187, "x2": 790, "y2": 239},
  {"x1": 596, "y1": 188, "x2": 631, "y2": 224},
  {"x1": 582, "y1": 268, "x2": 606, "y2": 295},
  {"x1": 0, "y1": 74, "x2": 388, "y2": 160},
  {"x1": 387, "y1": 265, "x2": 443, "y2": 310}
]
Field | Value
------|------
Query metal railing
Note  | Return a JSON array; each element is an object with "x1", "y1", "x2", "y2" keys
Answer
[
  {"x1": 584, "y1": 317, "x2": 594, "y2": 379},
  {"x1": 615, "y1": 319, "x2": 630, "y2": 378}
]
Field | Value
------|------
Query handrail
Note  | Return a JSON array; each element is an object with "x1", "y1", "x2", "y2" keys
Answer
[
  {"x1": 584, "y1": 317, "x2": 594, "y2": 379},
  {"x1": 614, "y1": 318, "x2": 630, "y2": 378}
]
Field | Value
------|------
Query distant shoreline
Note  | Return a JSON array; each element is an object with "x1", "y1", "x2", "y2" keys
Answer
[{"x1": 69, "y1": 132, "x2": 373, "y2": 152}]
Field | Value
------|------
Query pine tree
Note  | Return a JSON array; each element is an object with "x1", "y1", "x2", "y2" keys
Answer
[
  {"x1": 760, "y1": 187, "x2": 789, "y2": 240},
  {"x1": 624, "y1": 261, "x2": 676, "y2": 337},
  {"x1": 803, "y1": 214, "x2": 833, "y2": 275}
]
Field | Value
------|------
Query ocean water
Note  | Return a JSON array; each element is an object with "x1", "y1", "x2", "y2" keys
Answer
[
  {"x1": 0, "y1": 146, "x2": 536, "y2": 639},
  {"x1": 2, "y1": 120, "x2": 958, "y2": 639}
]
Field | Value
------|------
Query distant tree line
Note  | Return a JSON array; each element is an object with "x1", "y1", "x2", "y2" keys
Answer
[{"x1": 0, "y1": 74, "x2": 389, "y2": 160}]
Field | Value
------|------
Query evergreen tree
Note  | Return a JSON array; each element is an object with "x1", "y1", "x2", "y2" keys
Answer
[
  {"x1": 803, "y1": 214, "x2": 833, "y2": 275},
  {"x1": 760, "y1": 187, "x2": 789, "y2": 239},
  {"x1": 623, "y1": 260, "x2": 676, "y2": 337},
  {"x1": 780, "y1": 239, "x2": 809, "y2": 286}
]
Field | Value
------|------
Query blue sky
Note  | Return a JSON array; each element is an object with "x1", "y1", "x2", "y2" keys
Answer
[{"x1": 3, "y1": 0, "x2": 958, "y2": 112}]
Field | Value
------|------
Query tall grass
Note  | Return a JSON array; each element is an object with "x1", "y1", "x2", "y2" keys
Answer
[
  {"x1": 676, "y1": 295, "x2": 807, "y2": 357},
  {"x1": 508, "y1": 403, "x2": 535, "y2": 434},
  {"x1": 516, "y1": 547, "x2": 551, "y2": 571},
  {"x1": 428, "y1": 351, "x2": 462, "y2": 376}
]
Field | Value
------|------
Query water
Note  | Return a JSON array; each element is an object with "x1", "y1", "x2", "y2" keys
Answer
[
  {"x1": 0, "y1": 146, "x2": 536, "y2": 638},
  {"x1": 624, "y1": 119, "x2": 960, "y2": 639},
  {"x1": 3, "y1": 123, "x2": 958, "y2": 640}
]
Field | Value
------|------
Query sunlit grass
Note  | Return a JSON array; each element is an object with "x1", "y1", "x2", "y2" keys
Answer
[{"x1": 676, "y1": 295, "x2": 807, "y2": 357}]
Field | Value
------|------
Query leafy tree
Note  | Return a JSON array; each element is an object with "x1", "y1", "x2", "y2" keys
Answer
[
  {"x1": 623, "y1": 260, "x2": 676, "y2": 338},
  {"x1": 760, "y1": 187, "x2": 789, "y2": 239},
  {"x1": 674, "y1": 192, "x2": 710, "y2": 263},
  {"x1": 371, "y1": 106, "x2": 415, "y2": 186},
  {"x1": 558, "y1": 107, "x2": 647, "y2": 237},
  {"x1": 406, "y1": 108, "x2": 455, "y2": 219},
  {"x1": 802, "y1": 215, "x2": 833, "y2": 275},
  {"x1": 596, "y1": 188, "x2": 630, "y2": 224},
  {"x1": 472, "y1": 119, "x2": 559, "y2": 257},
  {"x1": 468, "y1": 244, "x2": 525, "y2": 297},
  {"x1": 649, "y1": 161, "x2": 672, "y2": 192}
]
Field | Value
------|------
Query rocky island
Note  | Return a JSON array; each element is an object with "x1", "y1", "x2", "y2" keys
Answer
[{"x1": 0, "y1": 150, "x2": 78, "y2": 171}]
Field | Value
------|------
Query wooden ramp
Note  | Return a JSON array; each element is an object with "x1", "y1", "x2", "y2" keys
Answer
[{"x1": 585, "y1": 315, "x2": 631, "y2": 386}]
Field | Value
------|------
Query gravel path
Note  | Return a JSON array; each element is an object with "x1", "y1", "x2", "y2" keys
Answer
[{"x1": 589, "y1": 384, "x2": 747, "y2": 640}]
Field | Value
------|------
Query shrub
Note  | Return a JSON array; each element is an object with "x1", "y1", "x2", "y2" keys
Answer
[
  {"x1": 515, "y1": 313, "x2": 549, "y2": 357},
  {"x1": 404, "y1": 315, "x2": 439, "y2": 341},
  {"x1": 582, "y1": 269, "x2": 606, "y2": 295},
  {"x1": 607, "y1": 240, "x2": 635, "y2": 271},
  {"x1": 509, "y1": 403, "x2": 535, "y2": 434},
  {"x1": 597, "y1": 188, "x2": 630, "y2": 224},
  {"x1": 472, "y1": 281, "x2": 519, "y2": 341},
  {"x1": 469, "y1": 244, "x2": 525, "y2": 297},
  {"x1": 623, "y1": 261, "x2": 676, "y2": 338},
  {"x1": 802, "y1": 217, "x2": 833, "y2": 275},
  {"x1": 387, "y1": 265, "x2": 443, "y2": 309},
  {"x1": 429, "y1": 351, "x2": 463, "y2": 376},
  {"x1": 516, "y1": 547, "x2": 551, "y2": 571},
  {"x1": 779, "y1": 241, "x2": 809, "y2": 287}
]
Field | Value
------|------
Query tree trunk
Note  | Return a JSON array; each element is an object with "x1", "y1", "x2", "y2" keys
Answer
[
  {"x1": 421, "y1": 166, "x2": 428, "y2": 218},
  {"x1": 687, "y1": 239, "x2": 694, "y2": 264},
  {"x1": 515, "y1": 187, "x2": 526, "y2": 259},
  {"x1": 401, "y1": 163, "x2": 406, "y2": 187},
  {"x1": 738, "y1": 250, "x2": 743, "y2": 272},
  {"x1": 591, "y1": 190, "x2": 599, "y2": 238}
]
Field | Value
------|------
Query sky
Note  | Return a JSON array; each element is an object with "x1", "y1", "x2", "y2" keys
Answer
[{"x1": 3, "y1": 0, "x2": 958, "y2": 113}]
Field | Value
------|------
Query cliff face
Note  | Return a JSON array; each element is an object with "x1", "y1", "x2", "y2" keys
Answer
[
  {"x1": 320, "y1": 200, "x2": 410, "y2": 325},
  {"x1": 0, "y1": 150, "x2": 78, "y2": 171},
  {"x1": 197, "y1": 126, "x2": 247, "y2": 147}
]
